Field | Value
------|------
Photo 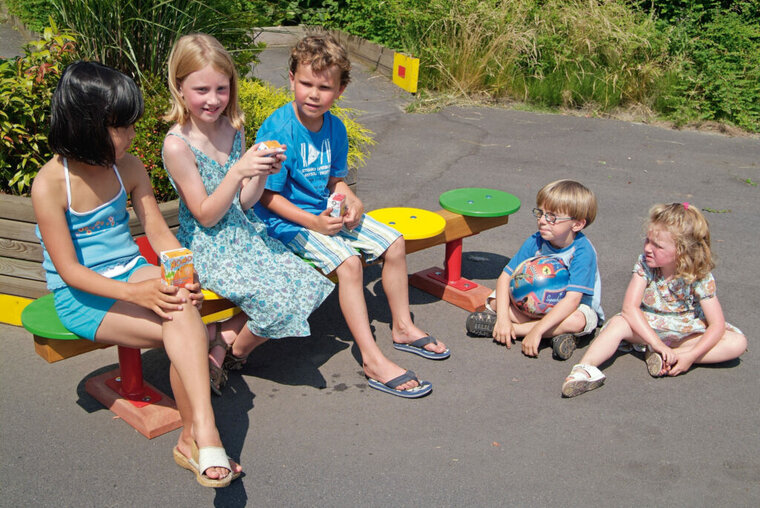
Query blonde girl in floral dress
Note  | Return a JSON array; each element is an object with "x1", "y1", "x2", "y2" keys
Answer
[
  {"x1": 162, "y1": 34, "x2": 334, "y2": 395},
  {"x1": 562, "y1": 203, "x2": 746, "y2": 397}
]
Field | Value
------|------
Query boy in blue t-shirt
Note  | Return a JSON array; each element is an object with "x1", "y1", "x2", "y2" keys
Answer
[
  {"x1": 255, "y1": 34, "x2": 449, "y2": 399},
  {"x1": 466, "y1": 180, "x2": 604, "y2": 359}
]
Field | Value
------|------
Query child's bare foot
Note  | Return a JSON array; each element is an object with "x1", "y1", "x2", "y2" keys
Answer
[
  {"x1": 363, "y1": 357, "x2": 418, "y2": 391},
  {"x1": 392, "y1": 326, "x2": 450, "y2": 360},
  {"x1": 175, "y1": 428, "x2": 242, "y2": 482}
]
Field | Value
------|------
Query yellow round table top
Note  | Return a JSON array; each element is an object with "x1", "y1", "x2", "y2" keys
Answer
[{"x1": 367, "y1": 207, "x2": 446, "y2": 240}]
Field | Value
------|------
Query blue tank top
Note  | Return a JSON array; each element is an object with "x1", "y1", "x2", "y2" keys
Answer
[{"x1": 36, "y1": 158, "x2": 141, "y2": 290}]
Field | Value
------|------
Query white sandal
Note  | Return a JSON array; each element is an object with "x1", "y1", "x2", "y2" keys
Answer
[{"x1": 562, "y1": 364, "x2": 606, "y2": 398}]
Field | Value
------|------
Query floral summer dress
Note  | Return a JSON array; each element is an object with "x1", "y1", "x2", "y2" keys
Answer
[
  {"x1": 164, "y1": 130, "x2": 334, "y2": 339},
  {"x1": 633, "y1": 254, "x2": 741, "y2": 343}
]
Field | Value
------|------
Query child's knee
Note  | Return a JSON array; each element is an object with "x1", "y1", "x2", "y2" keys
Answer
[
  {"x1": 337, "y1": 255, "x2": 363, "y2": 280},
  {"x1": 724, "y1": 331, "x2": 748, "y2": 357},
  {"x1": 385, "y1": 236, "x2": 406, "y2": 259}
]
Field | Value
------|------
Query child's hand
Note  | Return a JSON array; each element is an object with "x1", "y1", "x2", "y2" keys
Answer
[
  {"x1": 521, "y1": 328, "x2": 542, "y2": 357},
  {"x1": 667, "y1": 350, "x2": 696, "y2": 376},
  {"x1": 234, "y1": 143, "x2": 284, "y2": 179},
  {"x1": 492, "y1": 318, "x2": 515, "y2": 348},
  {"x1": 344, "y1": 198, "x2": 364, "y2": 230},
  {"x1": 651, "y1": 342, "x2": 677, "y2": 366},
  {"x1": 183, "y1": 271, "x2": 204, "y2": 309},
  {"x1": 129, "y1": 278, "x2": 187, "y2": 320},
  {"x1": 315, "y1": 208, "x2": 344, "y2": 235}
]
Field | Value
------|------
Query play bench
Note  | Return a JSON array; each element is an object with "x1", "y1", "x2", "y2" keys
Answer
[
  {"x1": 21, "y1": 237, "x2": 239, "y2": 439},
  {"x1": 368, "y1": 187, "x2": 521, "y2": 311}
]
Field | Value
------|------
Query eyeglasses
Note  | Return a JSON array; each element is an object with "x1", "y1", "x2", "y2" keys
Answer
[{"x1": 532, "y1": 208, "x2": 574, "y2": 224}]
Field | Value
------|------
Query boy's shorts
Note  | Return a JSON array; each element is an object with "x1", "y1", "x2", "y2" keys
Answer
[
  {"x1": 485, "y1": 291, "x2": 598, "y2": 335},
  {"x1": 53, "y1": 257, "x2": 150, "y2": 341},
  {"x1": 287, "y1": 213, "x2": 402, "y2": 274}
]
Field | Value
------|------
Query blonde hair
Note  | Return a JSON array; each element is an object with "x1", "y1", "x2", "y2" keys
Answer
[
  {"x1": 289, "y1": 34, "x2": 351, "y2": 88},
  {"x1": 647, "y1": 203, "x2": 713, "y2": 283},
  {"x1": 164, "y1": 33, "x2": 244, "y2": 129},
  {"x1": 536, "y1": 179, "x2": 597, "y2": 228}
]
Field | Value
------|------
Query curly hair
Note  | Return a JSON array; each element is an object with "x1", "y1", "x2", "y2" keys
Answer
[
  {"x1": 647, "y1": 203, "x2": 714, "y2": 282},
  {"x1": 289, "y1": 33, "x2": 351, "y2": 88},
  {"x1": 164, "y1": 33, "x2": 244, "y2": 129}
]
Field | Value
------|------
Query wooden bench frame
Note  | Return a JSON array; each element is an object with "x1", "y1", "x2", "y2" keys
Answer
[{"x1": 405, "y1": 209, "x2": 512, "y2": 311}]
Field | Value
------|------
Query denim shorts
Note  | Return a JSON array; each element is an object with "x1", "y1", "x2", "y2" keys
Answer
[{"x1": 53, "y1": 257, "x2": 149, "y2": 340}]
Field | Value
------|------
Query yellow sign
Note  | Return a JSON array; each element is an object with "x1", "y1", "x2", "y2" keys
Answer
[{"x1": 392, "y1": 52, "x2": 419, "y2": 94}]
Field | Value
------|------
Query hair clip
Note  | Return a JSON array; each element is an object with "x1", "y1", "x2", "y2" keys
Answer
[{"x1": 683, "y1": 202, "x2": 690, "y2": 210}]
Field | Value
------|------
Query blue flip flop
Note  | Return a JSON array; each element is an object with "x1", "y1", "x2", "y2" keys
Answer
[
  {"x1": 366, "y1": 370, "x2": 433, "y2": 398},
  {"x1": 393, "y1": 336, "x2": 451, "y2": 360}
]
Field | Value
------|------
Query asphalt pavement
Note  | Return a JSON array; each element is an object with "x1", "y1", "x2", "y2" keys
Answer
[{"x1": 1, "y1": 28, "x2": 759, "y2": 507}]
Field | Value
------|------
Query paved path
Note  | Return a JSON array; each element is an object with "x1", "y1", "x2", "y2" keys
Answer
[{"x1": 2, "y1": 28, "x2": 759, "y2": 507}]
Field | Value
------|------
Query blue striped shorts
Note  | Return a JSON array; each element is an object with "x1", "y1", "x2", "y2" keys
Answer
[{"x1": 287, "y1": 213, "x2": 402, "y2": 274}]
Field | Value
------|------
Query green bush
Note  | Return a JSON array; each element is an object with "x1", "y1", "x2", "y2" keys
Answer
[
  {"x1": 0, "y1": 22, "x2": 75, "y2": 195},
  {"x1": 656, "y1": 9, "x2": 760, "y2": 130}
]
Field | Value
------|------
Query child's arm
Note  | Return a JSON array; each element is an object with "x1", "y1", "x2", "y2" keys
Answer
[
  {"x1": 33, "y1": 157, "x2": 187, "y2": 320},
  {"x1": 328, "y1": 177, "x2": 364, "y2": 230},
  {"x1": 163, "y1": 133, "x2": 280, "y2": 227},
  {"x1": 260, "y1": 189, "x2": 344, "y2": 236},
  {"x1": 521, "y1": 291, "x2": 583, "y2": 357},
  {"x1": 619, "y1": 273, "x2": 676, "y2": 364},
  {"x1": 668, "y1": 295, "x2": 726, "y2": 376},
  {"x1": 238, "y1": 142, "x2": 286, "y2": 211},
  {"x1": 492, "y1": 271, "x2": 516, "y2": 347}
]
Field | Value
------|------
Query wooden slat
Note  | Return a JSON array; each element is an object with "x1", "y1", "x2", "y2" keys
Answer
[
  {"x1": 128, "y1": 199, "x2": 180, "y2": 234},
  {"x1": 0, "y1": 274, "x2": 48, "y2": 299},
  {"x1": 0, "y1": 237, "x2": 43, "y2": 262},
  {"x1": 0, "y1": 193, "x2": 37, "y2": 222},
  {"x1": 0, "y1": 217, "x2": 38, "y2": 243},
  {"x1": 0, "y1": 256, "x2": 45, "y2": 280}
]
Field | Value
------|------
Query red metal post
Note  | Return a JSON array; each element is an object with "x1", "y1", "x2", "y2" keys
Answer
[
  {"x1": 444, "y1": 239, "x2": 463, "y2": 283},
  {"x1": 117, "y1": 346, "x2": 145, "y2": 400}
]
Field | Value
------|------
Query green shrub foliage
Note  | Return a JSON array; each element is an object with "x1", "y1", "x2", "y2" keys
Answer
[{"x1": 0, "y1": 23, "x2": 75, "y2": 195}]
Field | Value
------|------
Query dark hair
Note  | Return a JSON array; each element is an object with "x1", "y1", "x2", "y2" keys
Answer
[{"x1": 49, "y1": 61, "x2": 144, "y2": 166}]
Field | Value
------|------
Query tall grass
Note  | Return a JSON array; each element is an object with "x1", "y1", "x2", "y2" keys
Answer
[
  {"x1": 406, "y1": 0, "x2": 669, "y2": 111},
  {"x1": 51, "y1": 0, "x2": 262, "y2": 84}
]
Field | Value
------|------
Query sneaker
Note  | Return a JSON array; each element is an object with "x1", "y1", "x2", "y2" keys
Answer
[
  {"x1": 552, "y1": 333, "x2": 577, "y2": 360},
  {"x1": 466, "y1": 310, "x2": 496, "y2": 337}
]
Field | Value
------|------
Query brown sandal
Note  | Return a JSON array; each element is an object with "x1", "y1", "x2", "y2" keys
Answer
[
  {"x1": 223, "y1": 350, "x2": 248, "y2": 371},
  {"x1": 208, "y1": 324, "x2": 229, "y2": 396}
]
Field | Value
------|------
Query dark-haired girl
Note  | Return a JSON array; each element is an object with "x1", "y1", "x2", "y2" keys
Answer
[{"x1": 32, "y1": 61, "x2": 241, "y2": 488}]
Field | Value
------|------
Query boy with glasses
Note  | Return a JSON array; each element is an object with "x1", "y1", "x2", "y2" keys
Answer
[{"x1": 466, "y1": 180, "x2": 604, "y2": 359}]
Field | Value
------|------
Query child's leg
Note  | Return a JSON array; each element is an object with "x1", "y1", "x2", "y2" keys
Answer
[
  {"x1": 575, "y1": 315, "x2": 634, "y2": 367},
  {"x1": 561, "y1": 315, "x2": 635, "y2": 397},
  {"x1": 96, "y1": 266, "x2": 238, "y2": 479},
  {"x1": 510, "y1": 307, "x2": 587, "y2": 338},
  {"x1": 207, "y1": 312, "x2": 268, "y2": 368},
  {"x1": 671, "y1": 329, "x2": 747, "y2": 364},
  {"x1": 335, "y1": 255, "x2": 418, "y2": 390},
  {"x1": 381, "y1": 237, "x2": 447, "y2": 353}
]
